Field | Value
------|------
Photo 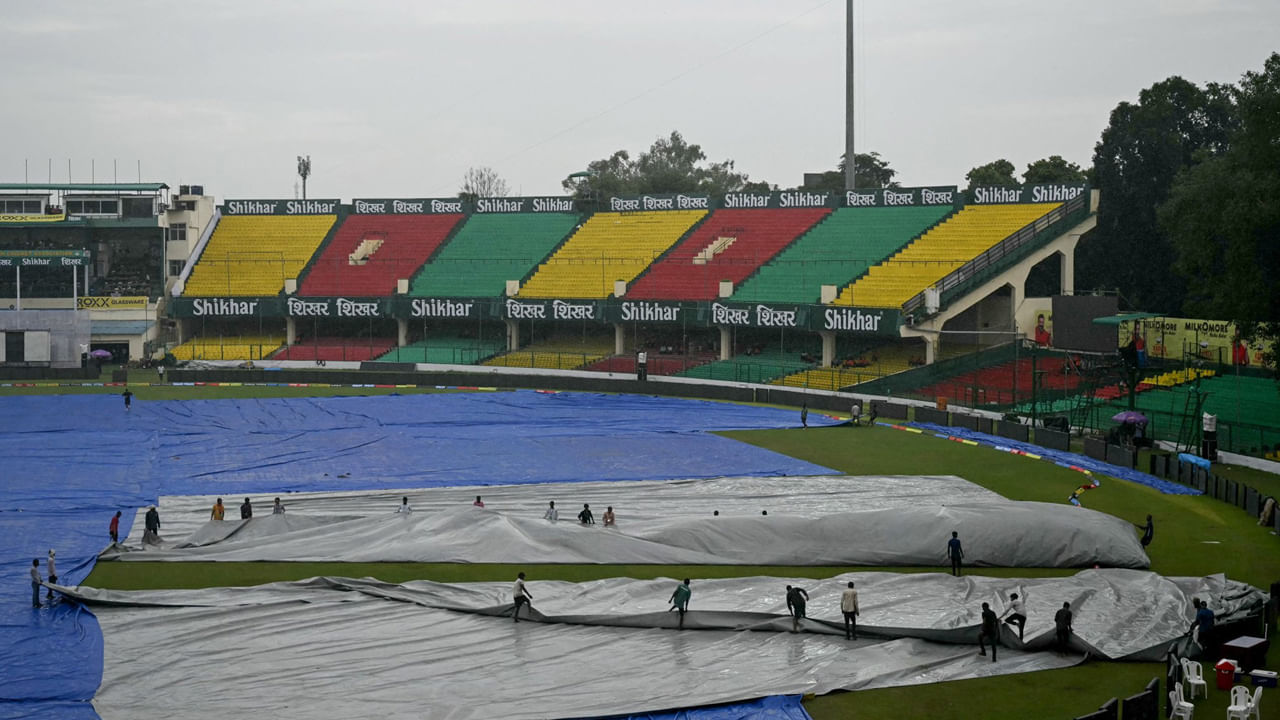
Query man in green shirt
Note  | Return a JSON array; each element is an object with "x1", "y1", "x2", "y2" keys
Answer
[{"x1": 669, "y1": 579, "x2": 692, "y2": 629}]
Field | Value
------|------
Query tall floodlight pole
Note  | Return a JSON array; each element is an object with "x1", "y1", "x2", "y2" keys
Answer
[
  {"x1": 297, "y1": 155, "x2": 312, "y2": 200},
  {"x1": 844, "y1": 0, "x2": 856, "y2": 190}
]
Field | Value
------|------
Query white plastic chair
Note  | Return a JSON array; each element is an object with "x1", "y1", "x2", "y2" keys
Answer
[
  {"x1": 1180, "y1": 658, "x2": 1207, "y2": 699},
  {"x1": 1168, "y1": 689, "x2": 1193, "y2": 720},
  {"x1": 1226, "y1": 685, "x2": 1257, "y2": 720}
]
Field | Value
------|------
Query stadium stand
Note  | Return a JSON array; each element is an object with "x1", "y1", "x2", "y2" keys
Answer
[
  {"x1": 183, "y1": 215, "x2": 336, "y2": 296},
  {"x1": 913, "y1": 355, "x2": 1086, "y2": 406},
  {"x1": 271, "y1": 337, "x2": 397, "y2": 362},
  {"x1": 377, "y1": 336, "x2": 506, "y2": 365},
  {"x1": 171, "y1": 335, "x2": 283, "y2": 361},
  {"x1": 582, "y1": 352, "x2": 719, "y2": 376},
  {"x1": 483, "y1": 337, "x2": 615, "y2": 370},
  {"x1": 836, "y1": 203, "x2": 1061, "y2": 308},
  {"x1": 517, "y1": 210, "x2": 706, "y2": 299},
  {"x1": 625, "y1": 208, "x2": 830, "y2": 300},
  {"x1": 409, "y1": 213, "x2": 580, "y2": 297},
  {"x1": 677, "y1": 347, "x2": 817, "y2": 384},
  {"x1": 730, "y1": 206, "x2": 952, "y2": 304},
  {"x1": 771, "y1": 341, "x2": 927, "y2": 390},
  {"x1": 299, "y1": 214, "x2": 464, "y2": 296}
]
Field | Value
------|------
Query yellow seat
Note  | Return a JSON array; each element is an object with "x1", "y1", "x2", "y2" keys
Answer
[{"x1": 184, "y1": 215, "x2": 336, "y2": 296}]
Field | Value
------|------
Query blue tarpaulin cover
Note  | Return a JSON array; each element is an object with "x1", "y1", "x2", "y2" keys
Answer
[
  {"x1": 907, "y1": 421, "x2": 1201, "y2": 495},
  {"x1": 0, "y1": 391, "x2": 834, "y2": 718}
]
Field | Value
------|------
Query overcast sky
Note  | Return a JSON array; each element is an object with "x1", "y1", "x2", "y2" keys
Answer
[{"x1": 2, "y1": 1, "x2": 1276, "y2": 200}]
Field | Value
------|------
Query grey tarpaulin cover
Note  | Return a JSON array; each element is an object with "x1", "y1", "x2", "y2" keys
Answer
[
  {"x1": 65, "y1": 570, "x2": 1264, "y2": 720},
  {"x1": 105, "y1": 475, "x2": 1151, "y2": 567}
]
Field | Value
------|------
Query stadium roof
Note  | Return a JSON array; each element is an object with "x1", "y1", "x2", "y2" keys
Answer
[
  {"x1": 0, "y1": 182, "x2": 168, "y2": 192},
  {"x1": 1091, "y1": 312, "x2": 1165, "y2": 326}
]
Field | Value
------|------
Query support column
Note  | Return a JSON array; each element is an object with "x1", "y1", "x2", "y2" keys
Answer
[
  {"x1": 820, "y1": 331, "x2": 836, "y2": 367},
  {"x1": 505, "y1": 319, "x2": 520, "y2": 352},
  {"x1": 397, "y1": 319, "x2": 408, "y2": 348},
  {"x1": 285, "y1": 317, "x2": 297, "y2": 346},
  {"x1": 1060, "y1": 249, "x2": 1075, "y2": 295},
  {"x1": 718, "y1": 326, "x2": 731, "y2": 361},
  {"x1": 924, "y1": 335, "x2": 939, "y2": 365},
  {"x1": 614, "y1": 323, "x2": 626, "y2": 355}
]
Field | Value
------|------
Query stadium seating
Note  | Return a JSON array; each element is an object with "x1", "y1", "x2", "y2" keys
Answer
[
  {"x1": 730, "y1": 206, "x2": 952, "y2": 304},
  {"x1": 171, "y1": 335, "x2": 283, "y2": 361},
  {"x1": 625, "y1": 208, "x2": 830, "y2": 300},
  {"x1": 915, "y1": 356, "x2": 1085, "y2": 406},
  {"x1": 518, "y1": 210, "x2": 706, "y2": 299},
  {"x1": 271, "y1": 337, "x2": 397, "y2": 362},
  {"x1": 409, "y1": 213, "x2": 580, "y2": 297},
  {"x1": 771, "y1": 341, "x2": 926, "y2": 390},
  {"x1": 377, "y1": 336, "x2": 506, "y2": 365},
  {"x1": 676, "y1": 348, "x2": 816, "y2": 384},
  {"x1": 482, "y1": 337, "x2": 615, "y2": 370},
  {"x1": 300, "y1": 214, "x2": 464, "y2": 296},
  {"x1": 582, "y1": 353, "x2": 718, "y2": 376},
  {"x1": 836, "y1": 203, "x2": 1060, "y2": 308},
  {"x1": 184, "y1": 215, "x2": 336, "y2": 296}
]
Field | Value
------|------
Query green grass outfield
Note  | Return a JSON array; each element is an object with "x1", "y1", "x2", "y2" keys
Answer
[{"x1": 18, "y1": 382, "x2": 1275, "y2": 719}]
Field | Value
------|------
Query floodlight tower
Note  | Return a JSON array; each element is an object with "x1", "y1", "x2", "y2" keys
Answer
[
  {"x1": 844, "y1": 0, "x2": 855, "y2": 190},
  {"x1": 297, "y1": 155, "x2": 312, "y2": 200}
]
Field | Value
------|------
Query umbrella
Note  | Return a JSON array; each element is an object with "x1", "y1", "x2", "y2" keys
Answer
[
  {"x1": 1112, "y1": 410, "x2": 1147, "y2": 424},
  {"x1": 89, "y1": 349, "x2": 112, "y2": 359}
]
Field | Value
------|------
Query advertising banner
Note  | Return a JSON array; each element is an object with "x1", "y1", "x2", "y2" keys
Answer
[
  {"x1": 606, "y1": 299, "x2": 694, "y2": 324},
  {"x1": 606, "y1": 194, "x2": 711, "y2": 213},
  {"x1": 968, "y1": 183, "x2": 1087, "y2": 205},
  {"x1": 814, "y1": 306, "x2": 900, "y2": 335},
  {"x1": 473, "y1": 197, "x2": 577, "y2": 214},
  {"x1": 503, "y1": 298, "x2": 602, "y2": 322},
  {"x1": 221, "y1": 199, "x2": 340, "y2": 215},
  {"x1": 351, "y1": 199, "x2": 466, "y2": 215},
  {"x1": 76, "y1": 296, "x2": 148, "y2": 310},
  {"x1": 0, "y1": 212, "x2": 65, "y2": 223},
  {"x1": 168, "y1": 297, "x2": 285, "y2": 318},
  {"x1": 707, "y1": 301, "x2": 809, "y2": 330},
  {"x1": 1120, "y1": 316, "x2": 1273, "y2": 367},
  {"x1": 720, "y1": 190, "x2": 835, "y2": 209},
  {"x1": 841, "y1": 186, "x2": 959, "y2": 209},
  {"x1": 398, "y1": 296, "x2": 497, "y2": 320},
  {"x1": 285, "y1": 297, "x2": 388, "y2": 318},
  {"x1": 0, "y1": 249, "x2": 91, "y2": 267}
]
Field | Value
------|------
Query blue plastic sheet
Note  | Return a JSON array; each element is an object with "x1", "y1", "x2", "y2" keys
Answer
[
  {"x1": 602, "y1": 695, "x2": 810, "y2": 720},
  {"x1": 0, "y1": 391, "x2": 834, "y2": 717},
  {"x1": 907, "y1": 422, "x2": 1200, "y2": 495}
]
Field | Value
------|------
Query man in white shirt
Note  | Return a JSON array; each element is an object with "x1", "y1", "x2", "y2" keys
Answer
[
  {"x1": 543, "y1": 501, "x2": 558, "y2": 522},
  {"x1": 1001, "y1": 592, "x2": 1026, "y2": 641},
  {"x1": 397, "y1": 497, "x2": 412, "y2": 513},
  {"x1": 272, "y1": 497, "x2": 286, "y2": 515},
  {"x1": 46, "y1": 550, "x2": 57, "y2": 601},
  {"x1": 512, "y1": 572, "x2": 534, "y2": 623},
  {"x1": 841, "y1": 581, "x2": 859, "y2": 640}
]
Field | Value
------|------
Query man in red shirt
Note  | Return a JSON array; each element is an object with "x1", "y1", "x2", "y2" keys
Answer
[{"x1": 109, "y1": 511, "x2": 121, "y2": 543}]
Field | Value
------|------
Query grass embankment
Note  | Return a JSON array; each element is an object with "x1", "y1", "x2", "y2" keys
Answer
[{"x1": 45, "y1": 386, "x2": 1280, "y2": 720}]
